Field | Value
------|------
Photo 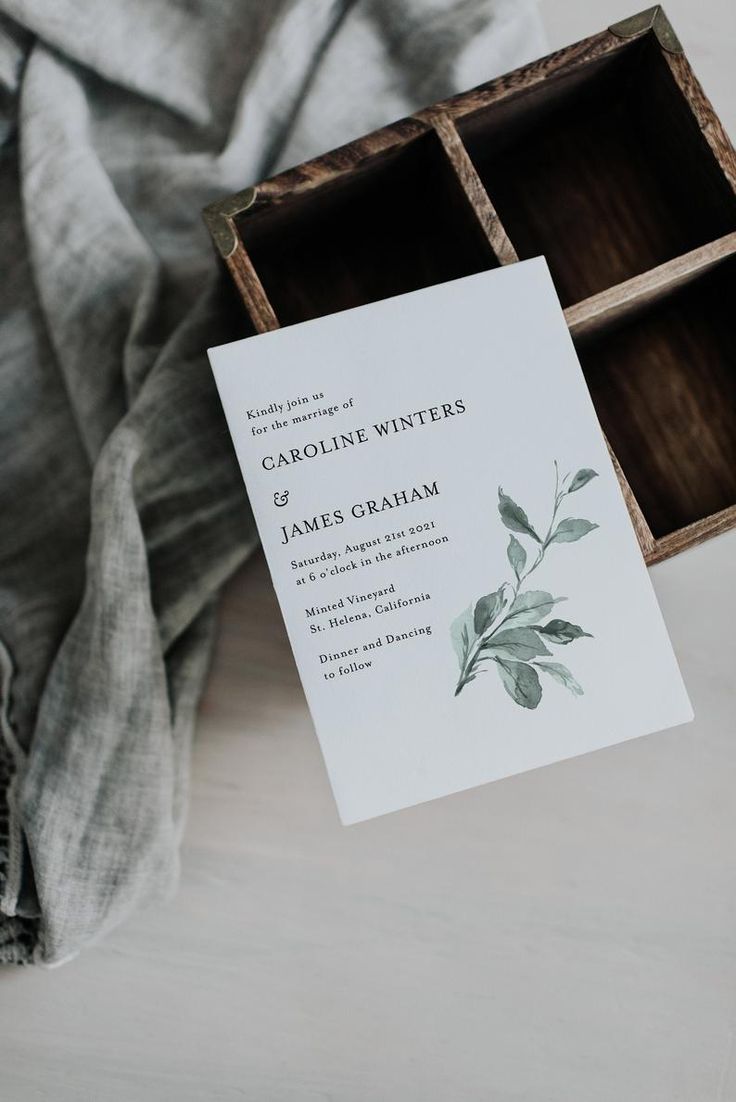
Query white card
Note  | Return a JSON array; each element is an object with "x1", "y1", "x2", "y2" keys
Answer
[{"x1": 209, "y1": 259, "x2": 693, "y2": 824}]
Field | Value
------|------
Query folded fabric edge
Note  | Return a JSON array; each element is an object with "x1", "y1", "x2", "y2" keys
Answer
[{"x1": 0, "y1": 638, "x2": 39, "y2": 963}]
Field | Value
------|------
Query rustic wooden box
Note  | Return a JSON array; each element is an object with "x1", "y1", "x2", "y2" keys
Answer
[{"x1": 204, "y1": 6, "x2": 736, "y2": 565}]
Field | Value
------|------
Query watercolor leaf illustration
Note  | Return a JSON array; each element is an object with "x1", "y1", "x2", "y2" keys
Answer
[
  {"x1": 450, "y1": 605, "x2": 475, "y2": 672},
  {"x1": 535, "y1": 661, "x2": 583, "y2": 696},
  {"x1": 452, "y1": 463, "x2": 598, "y2": 708},
  {"x1": 495, "y1": 659, "x2": 542, "y2": 710},
  {"x1": 506, "y1": 534, "x2": 527, "y2": 580},
  {"x1": 497, "y1": 490, "x2": 541, "y2": 542}
]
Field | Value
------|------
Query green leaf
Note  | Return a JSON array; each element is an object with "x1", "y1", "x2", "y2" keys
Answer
[
  {"x1": 535, "y1": 661, "x2": 583, "y2": 696},
  {"x1": 535, "y1": 619, "x2": 593, "y2": 644},
  {"x1": 495, "y1": 659, "x2": 542, "y2": 709},
  {"x1": 450, "y1": 605, "x2": 475, "y2": 671},
  {"x1": 547, "y1": 517, "x2": 599, "y2": 546},
  {"x1": 498, "y1": 488, "x2": 541, "y2": 543},
  {"x1": 483, "y1": 627, "x2": 551, "y2": 662},
  {"x1": 507, "y1": 534, "x2": 527, "y2": 580},
  {"x1": 504, "y1": 589, "x2": 562, "y2": 627},
  {"x1": 473, "y1": 587, "x2": 506, "y2": 636},
  {"x1": 567, "y1": 468, "x2": 598, "y2": 494}
]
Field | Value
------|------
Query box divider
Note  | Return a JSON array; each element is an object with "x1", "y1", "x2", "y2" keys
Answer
[
  {"x1": 422, "y1": 111, "x2": 518, "y2": 265},
  {"x1": 564, "y1": 232, "x2": 736, "y2": 340}
]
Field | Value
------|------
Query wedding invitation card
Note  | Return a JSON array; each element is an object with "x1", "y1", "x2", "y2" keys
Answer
[{"x1": 209, "y1": 259, "x2": 692, "y2": 824}]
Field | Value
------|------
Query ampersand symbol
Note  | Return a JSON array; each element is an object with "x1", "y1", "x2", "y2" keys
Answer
[{"x1": 273, "y1": 490, "x2": 289, "y2": 507}]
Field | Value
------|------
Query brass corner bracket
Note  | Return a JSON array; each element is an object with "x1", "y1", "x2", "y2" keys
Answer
[
  {"x1": 202, "y1": 186, "x2": 257, "y2": 259},
  {"x1": 609, "y1": 6, "x2": 683, "y2": 54}
]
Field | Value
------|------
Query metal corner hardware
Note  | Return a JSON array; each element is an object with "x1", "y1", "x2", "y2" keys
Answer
[
  {"x1": 202, "y1": 186, "x2": 257, "y2": 259},
  {"x1": 609, "y1": 6, "x2": 683, "y2": 54}
]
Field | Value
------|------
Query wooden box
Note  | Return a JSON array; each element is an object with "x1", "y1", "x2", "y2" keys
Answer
[{"x1": 204, "y1": 6, "x2": 736, "y2": 565}]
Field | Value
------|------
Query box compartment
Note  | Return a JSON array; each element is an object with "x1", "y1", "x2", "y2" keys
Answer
[
  {"x1": 457, "y1": 38, "x2": 736, "y2": 307},
  {"x1": 575, "y1": 259, "x2": 736, "y2": 538},
  {"x1": 235, "y1": 130, "x2": 499, "y2": 327}
]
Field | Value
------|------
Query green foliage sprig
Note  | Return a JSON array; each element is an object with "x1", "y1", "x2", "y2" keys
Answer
[{"x1": 451, "y1": 463, "x2": 598, "y2": 708}]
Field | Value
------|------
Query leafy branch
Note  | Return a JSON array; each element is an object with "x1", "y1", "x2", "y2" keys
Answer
[{"x1": 451, "y1": 464, "x2": 598, "y2": 707}]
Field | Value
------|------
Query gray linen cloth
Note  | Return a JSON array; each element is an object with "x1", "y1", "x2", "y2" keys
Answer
[{"x1": 0, "y1": 0, "x2": 545, "y2": 964}]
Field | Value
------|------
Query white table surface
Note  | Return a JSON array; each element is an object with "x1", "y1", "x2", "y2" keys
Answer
[{"x1": 3, "y1": 3, "x2": 736, "y2": 1099}]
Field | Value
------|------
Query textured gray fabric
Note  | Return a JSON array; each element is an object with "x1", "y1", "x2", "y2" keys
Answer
[{"x1": 0, "y1": 0, "x2": 545, "y2": 965}]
